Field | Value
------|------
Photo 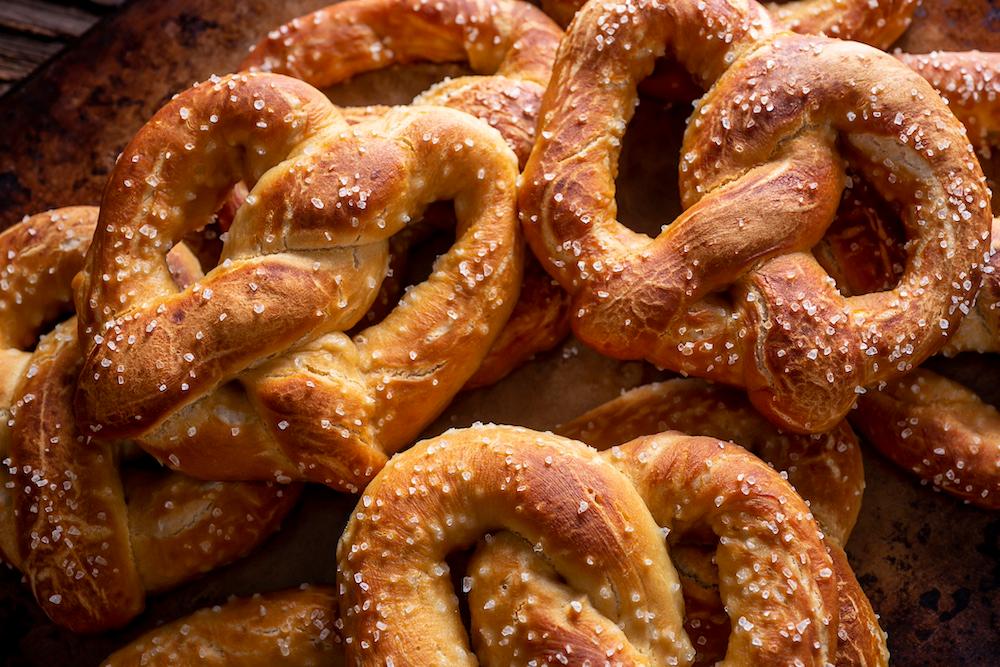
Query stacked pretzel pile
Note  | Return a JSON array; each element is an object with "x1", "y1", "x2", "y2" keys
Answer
[{"x1": 1, "y1": 0, "x2": 997, "y2": 664}]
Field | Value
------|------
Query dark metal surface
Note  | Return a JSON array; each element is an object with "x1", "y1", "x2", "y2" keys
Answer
[{"x1": 0, "y1": 1, "x2": 997, "y2": 665}]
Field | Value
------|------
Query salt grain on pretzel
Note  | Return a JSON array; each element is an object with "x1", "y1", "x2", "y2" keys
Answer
[
  {"x1": 521, "y1": 0, "x2": 991, "y2": 433},
  {"x1": 73, "y1": 73, "x2": 522, "y2": 492},
  {"x1": 0, "y1": 208, "x2": 298, "y2": 632}
]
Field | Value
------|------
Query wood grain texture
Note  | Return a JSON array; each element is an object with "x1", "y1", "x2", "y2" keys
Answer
[{"x1": 0, "y1": 0, "x2": 997, "y2": 665}]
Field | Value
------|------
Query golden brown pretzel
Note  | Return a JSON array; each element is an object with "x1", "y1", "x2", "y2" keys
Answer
[
  {"x1": 73, "y1": 73, "x2": 522, "y2": 493},
  {"x1": 243, "y1": 0, "x2": 561, "y2": 165},
  {"x1": 338, "y1": 424, "x2": 842, "y2": 665},
  {"x1": 520, "y1": 1, "x2": 991, "y2": 433},
  {"x1": 0, "y1": 208, "x2": 299, "y2": 632},
  {"x1": 540, "y1": 0, "x2": 916, "y2": 48},
  {"x1": 242, "y1": 0, "x2": 572, "y2": 388},
  {"x1": 557, "y1": 381, "x2": 884, "y2": 665},
  {"x1": 102, "y1": 586, "x2": 341, "y2": 667},
  {"x1": 851, "y1": 369, "x2": 1000, "y2": 509},
  {"x1": 557, "y1": 379, "x2": 864, "y2": 546}
]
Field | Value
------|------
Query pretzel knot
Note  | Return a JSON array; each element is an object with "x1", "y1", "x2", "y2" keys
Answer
[
  {"x1": 73, "y1": 73, "x2": 522, "y2": 492},
  {"x1": 243, "y1": 0, "x2": 562, "y2": 165},
  {"x1": 0, "y1": 208, "x2": 298, "y2": 632},
  {"x1": 520, "y1": 1, "x2": 992, "y2": 433},
  {"x1": 338, "y1": 425, "x2": 841, "y2": 665}
]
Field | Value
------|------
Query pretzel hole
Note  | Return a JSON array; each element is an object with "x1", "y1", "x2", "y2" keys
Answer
[
  {"x1": 813, "y1": 170, "x2": 908, "y2": 297},
  {"x1": 614, "y1": 98, "x2": 687, "y2": 236},
  {"x1": 320, "y1": 63, "x2": 472, "y2": 108},
  {"x1": 353, "y1": 201, "x2": 459, "y2": 331}
]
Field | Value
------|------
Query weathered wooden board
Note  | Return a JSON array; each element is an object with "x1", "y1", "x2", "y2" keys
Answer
[{"x1": 0, "y1": 1, "x2": 997, "y2": 665}]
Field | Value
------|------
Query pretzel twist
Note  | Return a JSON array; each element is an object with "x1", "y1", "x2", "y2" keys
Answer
[
  {"x1": 101, "y1": 586, "x2": 341, "y2": 666},
  {"x1": 540, "y1": 0, "x2": 915, "y2": 49},
  {"x1": 520, "y1": 1, "x2": 991, "y2": 432},
  {"x1": 73, "y1": 73, "x2": 522, "y2": 492},
  {"x1": 0, "y1": 208, "x2": 299, "y2": 632},
  {"x1": 338, "y1": 424, "x2": 841, "y2": 665}
]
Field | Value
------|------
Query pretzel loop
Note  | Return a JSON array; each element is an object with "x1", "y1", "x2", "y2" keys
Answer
[{"x1": 75, "y1": 73, "x2": 522, "y2": 491}]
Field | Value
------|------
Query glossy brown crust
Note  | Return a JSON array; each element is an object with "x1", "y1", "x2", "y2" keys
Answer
[
  {"x1": 521, "y1": 12, "x2": 991, "y2": 433},
  {"x1": 557, "y1": 379, "x2": 863, "y2": 546},
  {"x1": 102, "y1": 587, "x2": 341, "y2": 667},
  {"x1": 894, "y1": 0, "x2": 1000, "y2": 53},
  {"x1": 73, "y1": 73, "x2": 522, "y2": 492},
  {"x1": 338, "y1": 424, "x2": 845, "y2": 665},
  {"x1": 243, "y1": 0, "x2": 562, "y2": 165},
  {"x1": 852, "y1": 369, "x2": 1000, "y2": 509},
  {"x1": 0, "y1": 209, "x2": 299, "y2": 633},
  {"x1": 541, "y1": 0, "x2": 915, "y2": 48}
]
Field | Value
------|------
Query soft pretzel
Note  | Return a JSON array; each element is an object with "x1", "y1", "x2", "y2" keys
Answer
[
  {"x1": 851, "y1": 369, "x2": 1000, "y2": 509},
  {"x1": 0, "y1": 208, "x2": 299, "y2": 632},
  {"x1": 520, "y1": 0, "x2": 991, "y2": 433},
  {"x1": 338, "y1": 424, "x2": 842, "y2": 665},
  {"x1": 242, "y1": 0, "x2": 572, "y2": 389},
  {"x1": 101, "y1": 586, "x2": 341, "y2": 667},
  {"x1": 73, "y1": 73, "x2": 522, "y2": 492},
  {"x1": 540, "y1": 0, "x2": 915, "y2": 49},
  {"x1": 557, "y1": 381, "x2": 884, "y2": 665}
]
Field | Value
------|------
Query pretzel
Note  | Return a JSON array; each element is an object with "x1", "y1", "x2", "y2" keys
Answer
[
  {"x1": 557, "y1": 380, "x2": 885, "y2": 665},
  {"x1": 0, "y1": 208, "x2": 299, "y2": 632},
  {"x1": 520, "y1": 0, "x2": 992, "y2": 433},
  {"x1": 540, "y1": 0, "x2": 916, "y2": 48},
  {"x1": 242, "y1": 0, "x2": 572, "y2": 388},
  {"x1": 338, "y1": 424, "x2": 842, "y2": 665},
  {"x1": 243, "y1": 0, "x2": 561, "y2": 165},
  {"x1": 73, "y1": 73, "x2": 522, "y2": 492}
]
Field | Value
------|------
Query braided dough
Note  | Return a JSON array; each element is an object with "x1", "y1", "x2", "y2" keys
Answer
[
  {"x1": 0, "y1": 208, "x2": 298, "y2": 632},
  {"x1": 73, "y1": 73, "x2": 522, "y2": 492},
  {"x1": 520, "y1": 0, "x2": 991, "y2": 433}
]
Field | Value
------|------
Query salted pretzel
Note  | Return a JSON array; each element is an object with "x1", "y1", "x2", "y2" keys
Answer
[
  {"x1": 520, "y1": 0, "x2": 992, "y2": 433},
  {"x1": 540, "y1": 0, "x2": 916, "y2": 47},
  {"x1": 102, "y1": 586, "x2": 340, "y2": 666},
  {"x1": 0, "y1": 208, "x2": 299, "y2": 632},
  {"x1": 243, "y1": 0, "x2": 562, "y2": 165},
  {"x1": 558, "y1": 381, "x2": 884, "y2": 665},
  {"x1": 73, "y1": 73, "x2": 522, "y2": 493},
  {"x1": 338, "y1": 424, "x2": 843, "y2": 665},
  {"x1": 242, "y1": 0, "x2": 572, "y2": 388}
]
